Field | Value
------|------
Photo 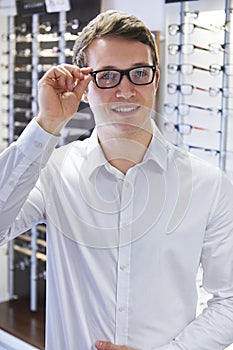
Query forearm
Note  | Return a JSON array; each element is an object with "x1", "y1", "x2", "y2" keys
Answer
[
  {"x1": 0, "y1": 118, "x2": 58, "y2": 242},
  {"x1": 153, "y1": 295, "x2": 233, "y2": 350}
]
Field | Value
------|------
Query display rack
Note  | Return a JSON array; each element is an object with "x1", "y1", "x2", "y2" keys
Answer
[
  {"x1": 164, "y1": 0, "x2": 233, "y2": 174},
  {"x1": 3, "y1": 1, "x2": 99, "y2": 311}
]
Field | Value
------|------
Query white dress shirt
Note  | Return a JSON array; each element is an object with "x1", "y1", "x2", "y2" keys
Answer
[{"x1": 0, "y1": 118, "x2": 233, "y2": 350}]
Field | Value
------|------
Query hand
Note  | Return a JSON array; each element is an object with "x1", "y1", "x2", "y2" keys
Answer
[
  {"x1": 95, "y1": 341, "x2": 135, "y2": 350},
  {"x1": 36, "y1": 64, "x2": 93, "y2": 135}
]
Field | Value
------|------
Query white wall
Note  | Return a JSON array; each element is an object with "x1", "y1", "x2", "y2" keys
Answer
[{"x1": 101, "y1": 0, "x2": 165, "y2": 32}]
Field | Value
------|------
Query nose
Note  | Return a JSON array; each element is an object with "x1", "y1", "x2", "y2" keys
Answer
[{"x1": 115, "y1": 75, "x2": 136, "y2": 99}]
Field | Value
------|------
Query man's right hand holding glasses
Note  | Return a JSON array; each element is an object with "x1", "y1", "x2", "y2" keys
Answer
[{"x1": 36, "y1": 64, "x2": 93, "y2": 136}]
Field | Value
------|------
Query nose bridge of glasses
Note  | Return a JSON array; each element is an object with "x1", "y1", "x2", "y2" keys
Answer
[{"x1": 118, "y1": 69, "x2": 135, "y2": 86}]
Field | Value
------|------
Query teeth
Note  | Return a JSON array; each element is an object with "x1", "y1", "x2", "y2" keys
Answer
[{"x1": 113, "y1": 106, "x2": 138, "y2": 113}]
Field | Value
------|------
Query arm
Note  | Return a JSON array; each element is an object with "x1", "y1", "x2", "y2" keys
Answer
[
  {"x1": 0, "y1": 64, "x2": 93, "y2": 243},
  {"x1": 0, "y1": 120, "x2": 58, "y2": 244},
  {"x1": 155, "y1": 173, "x2": 233, "y2": 350}
]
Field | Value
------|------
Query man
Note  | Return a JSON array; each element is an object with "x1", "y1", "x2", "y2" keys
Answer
[{"x1": 0, "y1": 9, "x2": 233, "y2": 350}]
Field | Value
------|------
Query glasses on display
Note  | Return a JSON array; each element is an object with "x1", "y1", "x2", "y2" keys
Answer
[
  {"x1": 186, "y1": 144, "x2": 220, "y2": 156},
  {"x1": 2, "y1": 93, "x2": 34, "y2": 102},
  {"x1": 66, "y1": 19, "x2": 79, "y2": 30},
  {"x1": 168, "y1": 23, "x2": 213, "y2": 36},
  {"x1": 167, "y1": 63, "x2": 210, "y2": 75},
  {"x1": 184, "y1": 11, "x2": 199, "y2": 19},
  {"x1": 167, "y1": 63, "x2": 233, "y2": 76},
  {"x1": 209, "y1": 87, "x2": 233, "y2": 98},
  {"x1": 210, "y1": 21, "x2": 231, "y2": 32},
  {"x1": 14, "y1": 108, "x2": 34, "y2": 119},
  {"x1": 208, "y1": 43, "x2": 233, "y2": 54},
  {"x1": 90, "y1": 66, "x2": 156, "y2": 89},
  {"x1": 168, "y1": 43, "x2": 210, "y2": 55},
  {"x1": 167, "y1": 83, "x2": 208, "y2": 95},
  {"x1": 163, "y1": 122, "x2": 218, "y2": 135},
  {"x1": 39, "y1": 22, "x2": 52, "y2": 32},
  {"x1": 15, "y1": 23, "x2": 28, "y2": 33},
  {"x1": 164, "y1": 103, "x2": 222, "y2": 116},
  {"x1": 167, "y1": 83, "x2": 233, "y2": 97},
  {"x1": 209, "y1": 64, "x2": 233, "y2": 75}
]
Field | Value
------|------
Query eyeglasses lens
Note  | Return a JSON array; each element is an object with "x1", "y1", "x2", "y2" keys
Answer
[
  {"x1": 180, "y1": 84, "x2": 193, "y2": 95},
  {"x1": 168, "y1": 64, "x2": 178, "y2": 74},
  {"x1": 168, "y1": 24, "x2": 179, "y2": 35},
  {"x1": 129, "y1": 67, "x2": 154, "y2": 85},
  {"x1": 181, "y1": 64, "x2": 194, "y2": 74},
  {"x1": 179, "y1": 124, "x2": 192, "y2": 135},
  {"x1": 181, "y1": 23, "x2": 194, "y2": 34}
]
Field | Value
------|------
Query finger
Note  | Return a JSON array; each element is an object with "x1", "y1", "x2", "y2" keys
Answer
[
  {"x1": 40, "y1": 64, "x2": 88, "y2": 92},
  {"x1": 51, "y1": 65, "x2": 84, "y2": 91},
  {"x1": 71, "y1": 73, "x2": 93, "y2": 99},
  {"x1": 54, "y1": 65, "x2": 93, "y2": 94},
  {"x1": 95, "y1": 341, "x2": 122, "y2": 350}
]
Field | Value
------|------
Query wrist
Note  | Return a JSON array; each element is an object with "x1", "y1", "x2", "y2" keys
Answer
[{"x1": 35, "y1": 116, "x2": 64, "y2": 136}]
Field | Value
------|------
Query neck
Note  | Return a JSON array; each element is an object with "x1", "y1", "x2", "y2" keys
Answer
[{"x1": 97, "y1": 120, "x2": 153, "y2": 174}]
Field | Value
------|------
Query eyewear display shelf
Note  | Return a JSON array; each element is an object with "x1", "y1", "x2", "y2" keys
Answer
[
  {"x1": 3, "y1": 6, "x2": 98, "y2": 313},
  {"x1": 163, "y1": 0, "x2": 233, "y2": 175}
]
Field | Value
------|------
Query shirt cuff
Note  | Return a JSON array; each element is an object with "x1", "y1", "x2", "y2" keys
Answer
[{"x1": 17, "y1": 117, "x2": 59, "y2": 167}]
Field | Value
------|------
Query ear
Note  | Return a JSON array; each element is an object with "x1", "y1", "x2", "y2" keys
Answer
[
  {"x1": 155, "y1": 68, "x2": 160, "y2": 90},
  {"x1": 82, "y1": 90, "x2": 89, "y2": 103}
]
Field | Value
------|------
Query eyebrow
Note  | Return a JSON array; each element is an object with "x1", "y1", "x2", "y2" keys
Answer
[{"x1": 96, "y1": 63, "x2": 152, "y2": 70}]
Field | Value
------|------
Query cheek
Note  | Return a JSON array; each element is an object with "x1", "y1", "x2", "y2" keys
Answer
[{"x1": 86, "y1": 86, "x2": 114, "y2": 111}]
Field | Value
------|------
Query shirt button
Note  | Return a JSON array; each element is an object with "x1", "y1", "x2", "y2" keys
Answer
[
  {"x1": 120, "y1": 264, "x2": 127, "y2": 271},
  {"x1": 125, "y1": 181, "x2": 130, "y2": 188},
  {"x1": 118, "y1": 305, "x2": 126, "y2": 312},
  {"x1": 8, "y1": 180, "x2": 15, "y2": 186},
  {"x1": 34, "y1": 141, "x2": 43, "y2": 148},
  {"x1": 122, "y1": 223, "x2": 129, "y2": 229}
]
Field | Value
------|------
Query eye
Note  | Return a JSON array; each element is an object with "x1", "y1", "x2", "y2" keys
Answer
[
  {"x1": 98, "y1": 71, "x2": 118, "y2": 81},
  {"x1": 133, "y1": 68, "x2": 147, "y2": 78}
]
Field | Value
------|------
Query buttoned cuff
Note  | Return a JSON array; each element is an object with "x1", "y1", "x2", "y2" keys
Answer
[{"x1": 17, "y1": 117, "x2": 59, "y2": 167}]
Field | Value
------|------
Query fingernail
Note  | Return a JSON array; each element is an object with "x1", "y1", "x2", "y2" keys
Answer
[{"x1": 95, "y1": 341, "x2": 103, "y2": 348}]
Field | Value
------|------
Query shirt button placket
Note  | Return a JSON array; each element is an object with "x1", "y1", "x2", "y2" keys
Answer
[{"x1": 115, "y1": 174, "x2": 135, "y2": 345}]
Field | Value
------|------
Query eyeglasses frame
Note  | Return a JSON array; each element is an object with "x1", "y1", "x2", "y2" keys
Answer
[{"x1": 90, "y1": 65, "x2": 157, "y2": 89}]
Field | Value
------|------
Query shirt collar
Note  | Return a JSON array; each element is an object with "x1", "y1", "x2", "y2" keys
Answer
[
  {"x1": 82, "y1": 120, "x2": 169, "y2": 182},
  {"x1": 143, "y1": 120, "x2": 169, "y2": 171}
]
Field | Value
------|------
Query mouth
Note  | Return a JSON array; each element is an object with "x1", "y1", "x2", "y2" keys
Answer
[{"x1": 111, "y1": 105, "x2": 140, "y2": 114}]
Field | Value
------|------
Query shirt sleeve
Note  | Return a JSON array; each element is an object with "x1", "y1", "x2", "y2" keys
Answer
[
  {"x1": 153, "y1": 172, "x2": 233, "y2": 350},
  {"x1": 0, "y1": 118, "x2": 59, "y2": 245}
]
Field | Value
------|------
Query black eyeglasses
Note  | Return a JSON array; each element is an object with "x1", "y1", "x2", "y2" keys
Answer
[{"x1": 90, "y1": 65, "x2": 156, "y2": 89}]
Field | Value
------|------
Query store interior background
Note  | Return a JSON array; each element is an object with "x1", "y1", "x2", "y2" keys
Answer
[{"x1": 0, "y1": 0, "x2": 232, "y2": 348}]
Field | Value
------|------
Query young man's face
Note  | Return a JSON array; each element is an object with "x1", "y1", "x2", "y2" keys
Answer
[{"x1": 84, "y1": 36, "x2": 159, "y2": 138}]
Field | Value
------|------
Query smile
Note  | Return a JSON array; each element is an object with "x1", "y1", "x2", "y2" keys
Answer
[{"x1": 112, "y1": 105, "x2": 140, "y2": 113}]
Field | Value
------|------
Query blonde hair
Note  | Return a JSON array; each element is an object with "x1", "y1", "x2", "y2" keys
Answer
[{"x1": 72, "y1": 10, "x2": 159, "y2": 68}]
